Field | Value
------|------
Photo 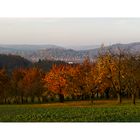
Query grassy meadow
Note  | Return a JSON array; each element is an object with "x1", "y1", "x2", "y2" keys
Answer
[{"x1": 0, "y1": 100, "x2": 140, "y2": 122}]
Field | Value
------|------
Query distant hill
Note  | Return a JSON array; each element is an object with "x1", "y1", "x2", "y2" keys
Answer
[
  {"x1": 0, "y1": 42, "x2": 140, "y2": 63},
  {"x1": 109, "y1": 42, "x2": 140, "y2": 54},
  {"x1": 0, "y1": 54, "x2": 68, "y2": 73},
  {"x1": 0, "y1": 54, "x2": 32, "y2": 72}
]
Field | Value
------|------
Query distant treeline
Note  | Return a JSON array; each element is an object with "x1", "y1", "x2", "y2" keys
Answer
[
  {"x1": 0, "y1": 48, "x2": 140, "y2": 104},
  {"x1": 0, "y1": 54, "x2": 68, "y2": 73}
]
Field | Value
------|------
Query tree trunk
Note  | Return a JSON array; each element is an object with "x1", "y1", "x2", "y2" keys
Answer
[
  {"x1": 132, "y1": 94, "x2": 135, "y2": 105},
  {"x1": 42, "y1": 96, "x2": 48, "y2": 103},
  {"x1": 59, "y1": 94, "x2": 64, "y2": 103},
  {"x1": 77, "y1": 95, "x2": 80, "y2": 100},
  {"x1": 42, "y1": 96, "x2": 45, "y2": 103},
  {"x1": 82, "y1": 94, "x2": 85, "y2": 100},
  {"x1": 16, "y1": 96, "x2": 19, "y2": 104},
  {"x1": 0, "y1": 97, "x2": 3, "y2": 104},
  {"x1": 71, "y1": 94, "x2": 75, "y2": 100},
  {"x1": 7, "y1": 98, "x2": 10, "y2": 104},
  {"x1": 4, "y1": 98, "x2": 6, "y2": 104},
  {"x1": 90, "y1": 93, "x2": 94, "y2": 104},
  {"x1": 21, "y1": 96, "x2": 24, "y2": 104},
  {"x1": 31, "y1": 96, "x2": 34, "y2": 103},
  {"x1": 117, "y1": 93, "x2": 122, "y2": 104},
  {"x1": 96, "y1": 92, "x2": 98, "y2": 99},
  {"x1": 138, "y1": 88, "x2": 140, "y2": 99},
  {"x1": 25, "y1": 97, "x2": 28, "y2": 104},
  {"x1": 38, "y1": 97, "x2": 41, "y2": 103},
  {"x1": 105, "y1": 88, "x2": 110, "y2": 99},
  {"x1": 126, "y1": 92, "x2": 129, "y2": 99}
]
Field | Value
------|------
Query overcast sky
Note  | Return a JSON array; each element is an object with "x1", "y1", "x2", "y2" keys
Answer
[{"x1": 0, "y1": 18, "x2": 140, "y2": 48}]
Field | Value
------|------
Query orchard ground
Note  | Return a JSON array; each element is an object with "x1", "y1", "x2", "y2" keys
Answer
[{"x1": 0, "y1": 100, "x2": 140, "y2": 122}]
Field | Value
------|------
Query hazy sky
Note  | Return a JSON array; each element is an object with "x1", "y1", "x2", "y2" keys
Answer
[{"x1": 0, "y1": 18, "x2": 140, "y2": 48}]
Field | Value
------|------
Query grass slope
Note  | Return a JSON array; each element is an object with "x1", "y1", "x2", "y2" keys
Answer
[{"x1": 0, "y1": 100, "x2": 140, "y2": 122}]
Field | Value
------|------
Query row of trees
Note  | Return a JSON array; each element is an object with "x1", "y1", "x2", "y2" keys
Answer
[
  {"x1": 44, "y1": 48, "x2": 140, "y2": 104},
  {"x1": 0, "y1": 68, "x2": 44, "y2": 104},
  {"x1": 0, "y1": 48, "x2": 140, "y2": 104}
]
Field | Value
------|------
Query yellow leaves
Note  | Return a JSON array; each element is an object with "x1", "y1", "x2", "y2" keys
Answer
[{"x1": 44, "y1": 65, "x2": 67, "y2": 95}]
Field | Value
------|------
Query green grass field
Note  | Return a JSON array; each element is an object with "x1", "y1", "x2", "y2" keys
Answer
[{"x1": 0, "y1": 100, "x2": 140, "y2": 122}]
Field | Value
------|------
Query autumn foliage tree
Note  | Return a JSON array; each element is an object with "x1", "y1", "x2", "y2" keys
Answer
[
  {"x1": 10, "y1": 67, "x2": 44, "y2": 104},
  {"x1": 22, "y1": 68, "x2": 44, "y2": 103},
  {"x1": 0, "y1": 69, "x2": 10, "y2": 104},
  {"x1": 124, "y1": 54, "x2": 140, "y2": 104},
  {"x1": 44, "y1": 65, "x2": 67, "y2": 102},
  {"x1": 10, "y1": 68, "x2": 26, "y2": 104},
  {"x1": 103, "y1": 50, "x2": 127, "y2": 103},
  {"x1": 63, "y1": 65, "x2": 80, "y2": 100},
  {"x1": 96, "y1": 47, "x2": 140, "y2": 104},
  {"x1": 78, "y1": 58, "x2": 92, "y2": 100}
]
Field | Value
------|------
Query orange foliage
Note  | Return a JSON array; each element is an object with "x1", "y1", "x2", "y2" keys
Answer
[{"x1": 44, "y1": 65, "x2": 67, "y2": 96}]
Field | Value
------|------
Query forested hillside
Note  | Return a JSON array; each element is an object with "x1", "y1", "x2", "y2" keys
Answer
[
  {"x1": 0, "y1": 54, "x2": 68, "y2": 73},
  {"x1": 0, "y1": 54, "x2": 32, "y2": 72}
]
